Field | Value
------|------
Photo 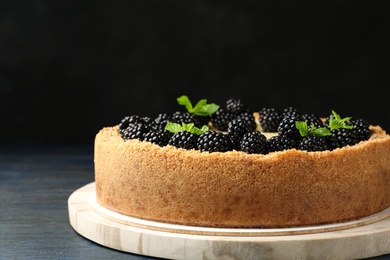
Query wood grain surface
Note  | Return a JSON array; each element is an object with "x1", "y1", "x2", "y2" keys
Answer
[{"x1": 0, "y1": 145, "x2": 154, "y2": 259}]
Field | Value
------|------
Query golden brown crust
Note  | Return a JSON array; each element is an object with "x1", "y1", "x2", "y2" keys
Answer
[{"x1": 94, "y1": 125, "x2": 390, "y2": 228}]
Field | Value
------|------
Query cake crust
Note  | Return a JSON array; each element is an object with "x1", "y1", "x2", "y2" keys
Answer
[{"x1": 94, "y1": 125, "x2": 390, "y2": 228}]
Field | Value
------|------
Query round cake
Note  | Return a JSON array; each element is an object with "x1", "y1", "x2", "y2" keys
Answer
[{"x1": 94, "y1": 97, "x2": 390, "y2": 228}]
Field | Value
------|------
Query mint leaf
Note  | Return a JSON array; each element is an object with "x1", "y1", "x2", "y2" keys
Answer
[
  {"x1": 295, "y1": 121, "x2": 309, "y2": 137},
  {"x1": 177, "y1": 95, "x2": 219, "y2": 116},
  {"x1": 165, "y1": 122, "x2": 184, "y2": 134},
  {"x1": 296, "y1": 121, "x2": 331, "y2": 137},
  {"x1": 193, "y1": 102, "x2": 219, "y2": 116},
  {"x1": 165, "y1": 122, "x2": 208, "y2": 135},
  {"x1": 177, "y1": 95, "x2": 193, "y2": 112},
  {"x1": 329, "y1": 110, "x2": 353, "y2": 130},
  {"x1": 192, "y1": 125, "x2": 209, "y2": 135},
  {"x1": 310, "y1": 126, "x2": 332, "y2": 137}
]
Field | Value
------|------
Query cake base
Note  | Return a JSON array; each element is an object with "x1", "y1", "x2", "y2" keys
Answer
[{"x1": 68, "y1": 182, "x2": 390, "y2": 259}]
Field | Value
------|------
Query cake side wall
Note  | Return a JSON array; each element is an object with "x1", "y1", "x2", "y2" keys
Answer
[{"x1": 94, "y1": 126, "x2": 390, "y2": 228}]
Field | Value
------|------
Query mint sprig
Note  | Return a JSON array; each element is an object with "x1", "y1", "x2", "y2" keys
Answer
[
  {"x1": 295, "y1": 121, "x2": 331, "y2": 137},
  {"x1": 328, "y1": 110, "x2": 353, "y2": 130},
  {"x1": 165, "y1": 122, "x2": 209, "y2": 135},
  {"x1": 177, "y1": 95, "x2": 219, "y2": 116}
]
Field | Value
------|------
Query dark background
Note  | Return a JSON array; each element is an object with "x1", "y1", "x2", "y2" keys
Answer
[{"x1": 1, "y1": 1, "x2": 389, "y2": 145}]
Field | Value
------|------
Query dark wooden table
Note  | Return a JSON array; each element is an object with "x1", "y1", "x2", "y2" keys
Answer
[
  {"x1": 1, "y1": 144, "x2": 389, "y2": 260},
  {"x1": 0, "y1": 145, "x2": 155, "y2": 259}
]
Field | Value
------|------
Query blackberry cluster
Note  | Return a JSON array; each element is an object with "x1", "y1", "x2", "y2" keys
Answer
[
  {"x1": 324, "y1": 116, "x2": 372, "y2": 150},
  {"x1": 226, "y1": 98, "x2": 248, "y2": 114},
  {"x1": 277, "y1": 116, "x2": 302, "y2": 141},
  {"x1": 170, "y1": 111, "x2": 207, "y2": 127},
  {"x1": 143, "y1": 130, "x2": 171, "y2": 147},
  {"x1": 282, "y1": 106, "x2": 301, "y2": 118},
  {"x1": 302, "y1": 113, "x2": 324, "y2": 128},
  {"x1": 118, "y1": 99, "x2": 373, "y2": 154},
  {"x1": 210, "y1": 109, "x2": 236, "y2": 131},
  {"x1": 240, "y1": 132, "x2": 268, "y2": 154},
  {"x1": 298, "y1": 135, "x2": 329, "y2": 152},
  {"x1": 211, "y1": 99, "x2": 255, "y2": 132},
  {"x1": 259, "y1": 107, "x2": 282, "y2": 132},
  {"x1": 267, "y1": 135, "x2": 298, "y2": 152},
  {"x1": 168, "y1": 131, "x2": 198, "y2": 150},
  {"x1": 154, "y1": 113, "x2": 172, "y2": 130},
  {"x1": 227, "y1": 119, "x2": 254, "y2": 147},
  {"x1": 197, "y1": 131, "x2": 234, "y2": 153},
  {"x1": 119, "y1": 116, "x2": 154, "y2": 141}
]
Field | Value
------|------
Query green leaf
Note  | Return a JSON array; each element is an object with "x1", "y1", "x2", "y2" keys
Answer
[
  {"x1": 295, "y1": 121, "x2": 309, "y2": 137},
  {"x1": 329, "y1": 110, "x2": 353, "y2": 130},
  {"x1": 165, "y1": 122, "x2": 184, "y2": 134},
  {"x1": 311, "y1": 127, "x2": 332, "y2": 137},
  {"x1": 193, "y1": 103, "x2": 220, "y2": 116},
  {"x1": 296, "y1": 121, "x2": 332, "y2": 137},
  {"x1": 164, "y1": 121, "x2": 208, "y2": 135},
  {"x1": 177, "y1": 95, "x2": 219, "y2": 116},
  {"x1": 192, "y1": 125, "x2": 209, "y2": 135},
  {"x1": 177, "y1": 95, "x2": 193, "y2": 112}
]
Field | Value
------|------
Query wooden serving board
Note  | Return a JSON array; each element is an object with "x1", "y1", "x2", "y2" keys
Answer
[{"x1": 68, "y1": 182, "x2": 390, "y2": 259}]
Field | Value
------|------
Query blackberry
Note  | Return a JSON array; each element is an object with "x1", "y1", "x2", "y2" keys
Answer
[
  {"x1": 172, "y1": 111, "x2": 195, "y2": 125},
  {"x1": 267, "y1": 135, "x2": 298, "y2": 152},
  {"x1": 328, "y1": 126, "x2": 363, "y2": 149},
  {"x1": 227, "y1": 119, "x2": 253, "y2": 149},
  {"x1": 298, "y1": 135, "x2": 329, "y2": 152},
  {"x1": 154, "y1": 113, "x2": 172, "y2": 130},
  {"x1": 240, "y1": 132, "x2": 268, "y2": 154},
  {"x1": 119, "y1": 115, "x2": 142, "y2": 134},
  {"x1": 236, "y1": 112, "x2": 257, "y2": 132},
  {"x1": 140, "y1": 116, "x2": 153, "y2": 126},
  {"x1": 327, "y1": 118, "x2": 371, "y2": 149},
  {"x1": 122, "y1": 123, "x2": 148, "y2": 141},
  {"x1": 171, "y1": 111, "x2": 207, "y2": 128},
  {"x1": 278, "y1": 116, "x2": 302, "y2": 141},
  {"x1": 259, "y1": 108, "x2": 282, "y2": 132},
  {"x1": 168, "y1": 131, "x2": 198, "y2": 150},
  {"x1": 282, "y1": 106, "x2": 301, "y2": 118},
  {"x1": 302, "y1": 113, "x2": 323, "y2": 128},
  {"x1": 350, "y1": 118, "x2": 371, "y2": 141},
  {"x1": 210, "y1": 109, "x2": 236, "y2": 131},
  {"x1": 197, "y1": 131, "x2": 233, "y2": 152},
  {"x1": 143, "y1": 130, "x2": 172, "y2": 147},
  {"x1": 193, "y1": 115, "x2": 210, "y2": 128},
  {"x1": 226, "y1": 98, "x2": 248, "y2": 114}
]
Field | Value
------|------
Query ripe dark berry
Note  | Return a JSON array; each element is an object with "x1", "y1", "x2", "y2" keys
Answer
[
  {"x1": 282, "y1": 107, "x2": 301, "y2": 118},
  {"x1": 226, "y1": 98, "x2": 248, "y2": 114},
  {"x1": 210, "y1": 109, "x2": 236, "y2": 131},
  {"x1": 154, "y1": 113, "x2": 172, "y2": 130},
  {"x1": 119, "y1": 115, "x2": 142, "y2": 133},
  {"x1": 172, "y1": 111, "x2": 195, "y2": 124},
  {"x1": 302, "y1": 113, "x2": 324, "y2": 128},
  {"x1": 227, "y1": 119, "x2": 253, "y2": 149},
  {"x1": 298, "y1": 135, "x2": 329, "y2": 152},
  {"x1": 122, "y1": 123, "x2": 148, "y2": 141},
  {"x1": 143, "y1": 130, "x2": 172, "y2": 147},
  {"x1": 278, "y1": 116, "x2": 302, "y2": 141},
  {"x1": 327, "y1": 128, "x2": 355, "y2": 149},
  {"x1": 327, "y1": 118, "x2": 371, "y2": 150},
  {"x1": 193, "y1": 115, "x2": 210, "y2": 128},
  {"x1": 236, "y1": 112, "x2": 257, "y2": 132},
  {"x1": 168, "y1": 131, "x2": 198, "y2": 150},
  {"x1": 267, "y1": 135, "x2": 298, "y2": 152},
  {"x1": 240, "y1": 132, "x2": 268, "y2": 154},
  {"x1": 197, "y1": 131, "x2": 233, "y2": 153},
  {"x1": 259, "y1": 107, "x2": 282, "y2": 132},
  {"x1": 350, "y1": 118, "x2": 371, "y2": 141}
]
